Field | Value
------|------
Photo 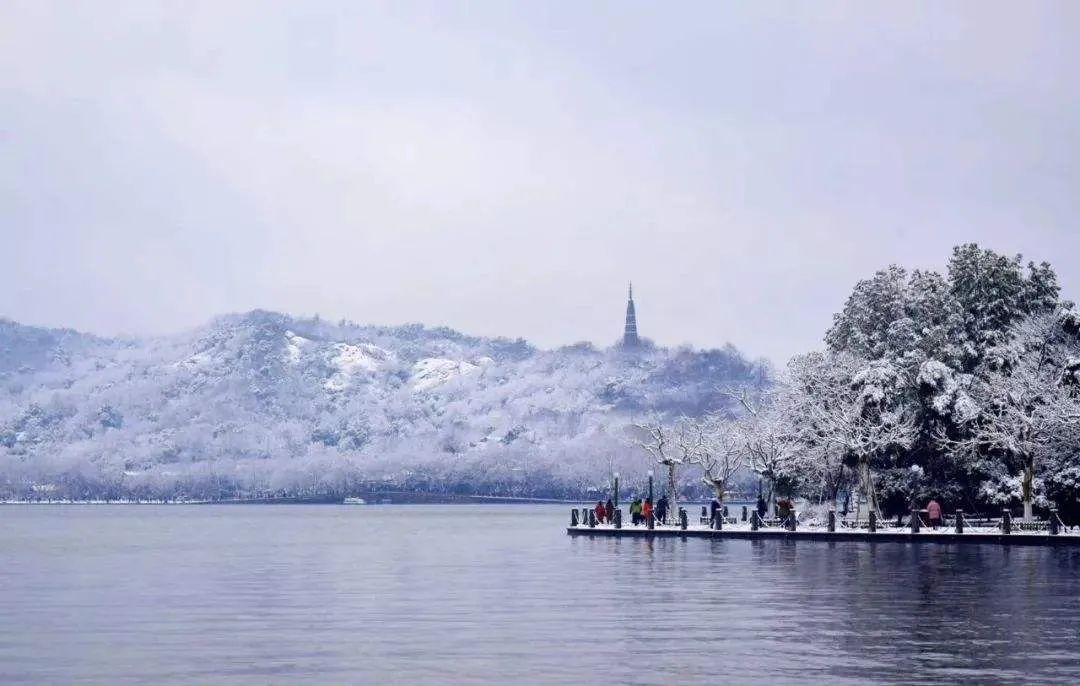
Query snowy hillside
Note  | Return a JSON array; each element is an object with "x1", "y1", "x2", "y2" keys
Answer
[{"x1": 0, "y1": 311, "x2": 767, "y2": 501}]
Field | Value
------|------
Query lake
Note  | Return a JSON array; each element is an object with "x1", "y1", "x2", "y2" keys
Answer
[{"x1": 2, "y1": 504, "x2": 1079, "y2": 684}]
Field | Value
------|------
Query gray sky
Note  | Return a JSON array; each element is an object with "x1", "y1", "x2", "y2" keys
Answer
[{"x1": 3, "y1": 2, "x2": 1078, "y2": 363}]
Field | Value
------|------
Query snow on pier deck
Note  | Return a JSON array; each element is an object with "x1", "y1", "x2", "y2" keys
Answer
[{"x1": 567, "y1": 523, "x2": 1080, "y2": 546}]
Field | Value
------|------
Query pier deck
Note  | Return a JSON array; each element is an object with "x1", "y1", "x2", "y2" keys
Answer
[{"x1": 567, "y1": 523, "x2": 1080, "y2": 546}]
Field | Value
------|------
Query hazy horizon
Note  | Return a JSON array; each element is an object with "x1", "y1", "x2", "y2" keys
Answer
[{"x1": 4, "y1": 2, "x2": 1078, "y2": 364}]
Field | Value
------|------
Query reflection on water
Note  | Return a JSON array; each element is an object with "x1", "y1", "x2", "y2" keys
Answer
[{"x1": 1, "y1": 504, "x2": 1079, "y2": 685}]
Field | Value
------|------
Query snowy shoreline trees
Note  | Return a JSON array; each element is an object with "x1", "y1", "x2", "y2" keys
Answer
[
  {"x1": 639, "y1": 244, "x2": 1080, "y2": 524},
  {"x1": 0, "y1": 311, "x2": 768, "y2": 502}
]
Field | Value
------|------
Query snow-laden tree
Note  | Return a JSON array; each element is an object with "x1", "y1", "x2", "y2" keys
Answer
[
  {"x1": 632, "y1": 415, "x2": 684, "y2": 522},
  {"x1": 946, "y1": 310, "x2": 1080, "y2": 520},
  {"x1": 825, "y1": 265, "x2": 965, "y2": 371},
  {"x1": 730, "y1": 388, "x2": 798, "y2": 518},
  {"x1": 948, "y1": 243, "x2": 1061, "y2": 369},
  {"x1": 781, "y1": 353, "x2": 917, "y2": 518},
  {"x1": 673, "y1": 414, "x2": 744, "y2": 506},
  {"x1": 783, "y1": 353, "x2": 854, "y2": 510}
]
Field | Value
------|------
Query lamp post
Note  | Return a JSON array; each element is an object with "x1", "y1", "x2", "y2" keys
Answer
[
  {"x1": 647, "y1": 469, "x2": 654, "y2": 503},
  {"x1": 613, "y1": 472, "x2": 620, "y2": 509}
]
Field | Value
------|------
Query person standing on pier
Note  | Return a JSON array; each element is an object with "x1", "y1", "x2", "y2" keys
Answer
[
  {"x1": 605, "y1": 498, "x2": 615, "y2": 524},
  {"x1": 927, "y1": 498, "x2": 942, "y2": 529},
  {"x1": 630, "y1": 497, "x2": 643, "y2": 525},
  {"x1": 595, "y1": 500, "x2": 607, "y2": 524},
  {"x1": 642, "y1": 498, "x2": 653, "y2": 526},
  {"x1": 656, "y1": 495, "x2": 669, "y2": 525}
]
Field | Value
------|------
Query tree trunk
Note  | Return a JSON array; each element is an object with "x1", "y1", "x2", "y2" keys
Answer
[
  {"x1": 1022, "y1": 457, "x2": 1035, "y2": 522},
  {"x1": 666, "y1": 463, "x2": 677, "y2": 524},
  {"x1": 859, "y1": 459, "x2": 879, "y2": 517},
  {"x1": 707, "y1": 478, "x2": 726, "y2": 506}
]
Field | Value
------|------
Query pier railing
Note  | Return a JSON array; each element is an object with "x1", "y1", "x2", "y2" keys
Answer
[{"x1": 571, "y1": 505, "x2": 1072, "y2": 536}]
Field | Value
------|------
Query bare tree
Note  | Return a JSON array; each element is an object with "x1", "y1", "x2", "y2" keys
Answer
[
  {"x1": 676, "y1": 414, "x2": 744, "y2": 507},
  {"x1": 730, "y1": 388, "x2": 797, "y2": 518},
  {"x1": 633, "y1": 415, "x2": 683, "y2": 523},
  {"x1": 779, "y1": 353, "x2": 916, "y2": 519}
]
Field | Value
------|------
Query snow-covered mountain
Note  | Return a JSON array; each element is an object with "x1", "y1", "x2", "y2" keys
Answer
[{"x1": 0, "y1": 311, "x2": 766, "y2": 500}]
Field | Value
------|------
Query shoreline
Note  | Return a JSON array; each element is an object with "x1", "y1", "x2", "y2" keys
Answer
[{"x1": 0, "y1": 495, "x2": 581, "y2": 506}]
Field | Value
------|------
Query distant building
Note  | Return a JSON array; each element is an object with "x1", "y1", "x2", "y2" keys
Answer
[{"x1": 622, "y1": 282, "x2": 640, "y2": 348}]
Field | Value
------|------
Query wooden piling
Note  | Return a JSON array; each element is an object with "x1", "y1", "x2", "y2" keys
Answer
[
  {"x1": 868, "y1": 511, "x2": 877, "y2": 533},
  {"x1": 1050, "y1": 509, "x2": 1060, "y2": 536},
  {"x1": 571, "y1": 509, "x2": 578, "y2": 527},
  {"x1": 1002, "y1": 509, "x2": 1012, "y2": 535},
  {"x1": 827, "y1": 510, "x2": 836, "y2": 532},
  {"x1": 956, "y1": 510, "x2": 964, "y2": 534},
  {"x1": 910, "y1": 508, "x2": 920, "y2": 534}
]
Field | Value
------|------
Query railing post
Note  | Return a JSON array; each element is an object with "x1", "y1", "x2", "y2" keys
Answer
[
  {"x1": 679, "y1": 508, "x2": 688, "y2": 530},
  {"x1": 647, "y1": 511, "x2": 655, "y2": 530},
  {"x1": 828, "y1": 510, "x2": 836, "y2": 532},
  {"x1": 955, "y1": 510, "x2": 964, "y2": 534},
  {"x1": 589, "y1": 510, "x2": 597, "y2": 528},
  {"x1": 571, "y1": 509, "x2": 579, "y2": 527},
  {"x1": 700, "y1": 506, "x2": 708, "y2": 524},
  {"x1": 715, "y1": 510, "x2": 723, "y2": 531},
  {"x1": 868, "y1": 511, "x2": 877, "y2": 533},
  {"x1": 910, "y1": 508, "x2": 920, "y2": 534},
  {"x1": 750, "y1": 511, "x2": 759, "y2": 531},
  {"x1": 1001, "y1": 509, "x2": 1012, "y2": 535},
  {"x1": 1050, "y1": 508, "x2": 1060, "y2": 536},
  {"x1": 614, "y1": 508, "x2": 622, "y2": 529},
  {"x1": 742, "y1": 505, "x2": 748, "y2": 522}
]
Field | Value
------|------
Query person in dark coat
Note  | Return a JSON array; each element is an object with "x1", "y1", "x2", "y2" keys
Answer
[
  {"x1": 605, "y1": 498, "x2": 615, "y2": 524},
  {"x1": 709, "y1": 498, "x2": 721, "y2": 525},
  {"x1": 756, "y1": 494, "x2": 767, "y2": 518},
  {"x1": 656, "y1": 495, "x2": 669, "y2": 525},
  {"x1": 777, "y1": 498, "x2": 793, "y2": 524}
]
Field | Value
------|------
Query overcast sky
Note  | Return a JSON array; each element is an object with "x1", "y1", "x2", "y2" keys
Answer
[{"x1": 2, "y1": 2, "x2": 1078, "y2": 363}]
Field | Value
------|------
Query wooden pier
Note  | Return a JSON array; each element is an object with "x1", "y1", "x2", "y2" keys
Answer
[
  {"x1": 567, "y1": 507, "x2": 1080, "y2": 546},
  {"x1": 567, "y1": 524, "x2": 1080, "y2": 546}
]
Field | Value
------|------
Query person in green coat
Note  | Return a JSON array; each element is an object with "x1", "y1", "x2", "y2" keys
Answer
[{"x1": 630, "y1": 497, "x2": 643, "y2": 526}]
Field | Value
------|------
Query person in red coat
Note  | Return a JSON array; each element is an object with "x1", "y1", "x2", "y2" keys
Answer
[
  {"x1": 641, "y1": 498, "x2": 654, "y2": 525},
  {"x1": 595, "y1": 500, "x2": 607, "y2": 524},
  {"x1": 927, "y1": 499, "x2": 943, "y2": 528}
]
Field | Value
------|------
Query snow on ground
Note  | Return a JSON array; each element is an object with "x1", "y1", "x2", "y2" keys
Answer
[
  {"x1": 411, "y1": 357, "x2": 479, "y2": 391},
  {"x1": 325, "y1": 342, "x2": 393, "y2": 391},
  {"x1": 283, "y1": 331, "x2": 310, "y2": 364},
  {"x1": 175, "y1": 351, "x2": 212, "y2": 369}
]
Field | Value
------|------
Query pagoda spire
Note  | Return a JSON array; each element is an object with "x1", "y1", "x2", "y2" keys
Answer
[{"x1": 622, "y1": 281, "x2": 640, "y2": 348}]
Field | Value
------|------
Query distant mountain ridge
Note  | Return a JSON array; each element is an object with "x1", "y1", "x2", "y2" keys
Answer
[{"x1": 0, "y1": 311, "x2": 767, "y2": 501}]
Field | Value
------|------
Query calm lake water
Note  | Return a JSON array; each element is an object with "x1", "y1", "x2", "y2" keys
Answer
[{"x1": 2, "y1": 504, "x2": 1079, "y2": 685}]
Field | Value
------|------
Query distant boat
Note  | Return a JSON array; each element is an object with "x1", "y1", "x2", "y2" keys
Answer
[{"x1": 343, "y1": 497, "x2": 367, "y2": 505}]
